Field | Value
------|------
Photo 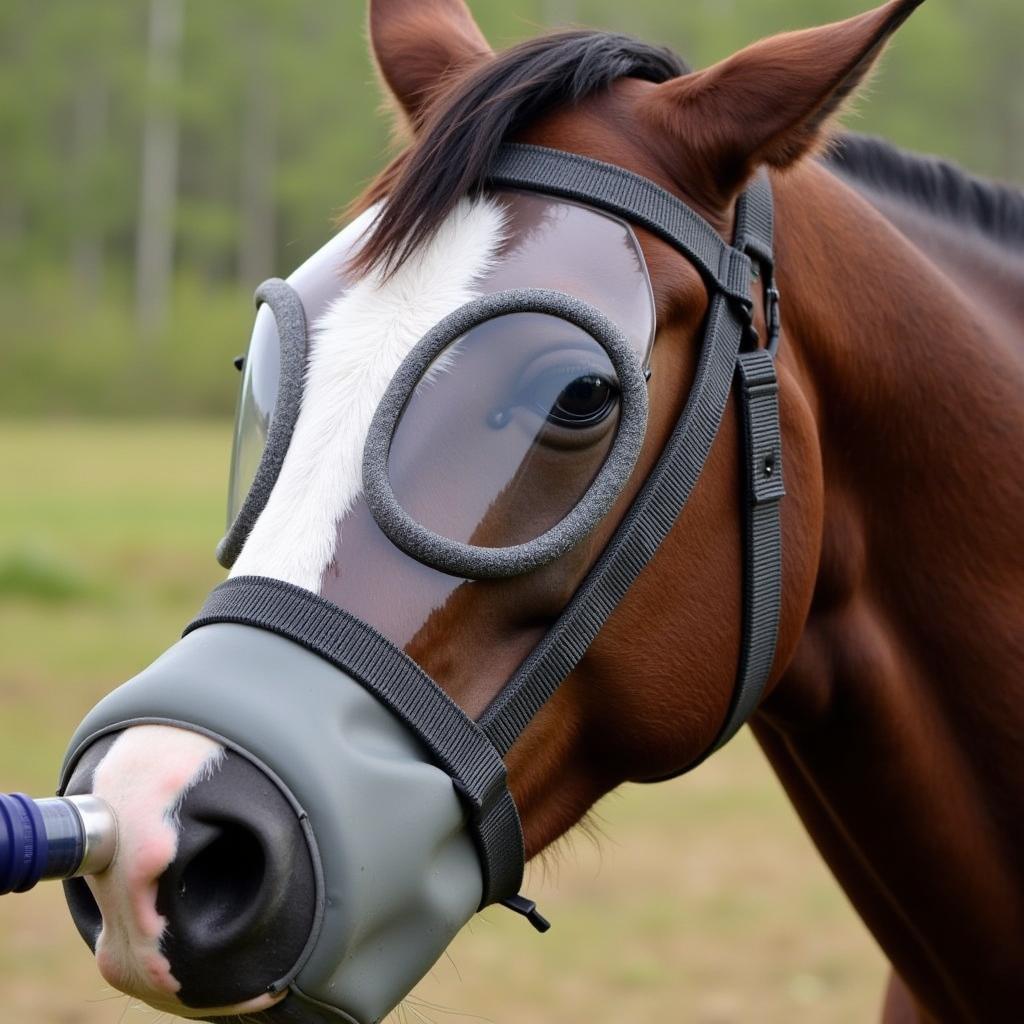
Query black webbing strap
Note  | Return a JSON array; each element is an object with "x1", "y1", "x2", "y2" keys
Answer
[
  {"x1": 185, "y1": 575, "x2": 523, "y2": 909},
  {"x1": 733, "y1": 171, "x2": 781, "y2": 357},
  {"x1": 479, "y1": 145, "x2": 783, "y2": 763},
  {"x1": 703, "y1": 173, "x2": 785, "y2": 758},
  {"x1": 717, "y1": 349, "x2": 785, "y2": 750},
  {"x1": 732, "y1": 171, "x2": 774, "y2": 271},
  {"x1": 488, "y1": 144, "x2": 753, "y2": 311}
]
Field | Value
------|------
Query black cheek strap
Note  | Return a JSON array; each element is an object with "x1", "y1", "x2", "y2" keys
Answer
[{"x1": 480, "y1": 144, "x2": 785, "y2": 766}]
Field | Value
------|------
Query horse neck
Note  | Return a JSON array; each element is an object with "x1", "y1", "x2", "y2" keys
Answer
[{"x1": 755, "y1": 159, "x2": 1024, "y2": 1018}]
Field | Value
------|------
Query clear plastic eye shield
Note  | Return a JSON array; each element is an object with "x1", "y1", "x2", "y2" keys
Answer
[
  {"x1": 231, "y1": 284, "x2": 649, "y2": 581},
  {"x1": 218, "y1": 186, "x2": 658, "y2": 574},
  {"x1": 60, "y1": 144, "x2": 785, "y2": 1024}
]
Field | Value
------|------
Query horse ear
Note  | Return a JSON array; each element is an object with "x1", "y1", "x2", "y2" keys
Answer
[
  {"x1": 369, "y1": 0, "x2": 492, "y2": 131},
  {"x1": 641, "y1": 0, "x2": 924, "y2": 203}
]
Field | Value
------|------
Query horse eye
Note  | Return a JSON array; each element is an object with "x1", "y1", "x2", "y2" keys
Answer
[
  {"x1": 546, "y1": 373, "x2": 619, "y2": 429},
  {"x1": 489, "y1": 363, "x2": 621, "y2": 433}
]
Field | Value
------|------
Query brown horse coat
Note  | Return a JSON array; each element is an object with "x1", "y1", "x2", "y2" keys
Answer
[{"x1": 367, "y1": 1, "x2": 1024, "y2": 1020}]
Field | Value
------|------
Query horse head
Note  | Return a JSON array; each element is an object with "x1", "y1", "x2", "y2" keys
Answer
[{"x1": 59, "y1": 2, "x2": 927, "y2": 1021}]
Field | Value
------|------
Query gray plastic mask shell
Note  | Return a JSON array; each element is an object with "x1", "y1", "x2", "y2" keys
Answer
[{"x1": 59, "y1": 623, "x2": 482, "y2": 1024}]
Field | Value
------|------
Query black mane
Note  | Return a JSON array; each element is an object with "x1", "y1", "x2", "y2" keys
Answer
[
  {"x1": 355, "y1": 30, "x2": 688, "y2": 276},
  {"x1": 827, "y1": 132, "x2": 1024, "y2": 247}
]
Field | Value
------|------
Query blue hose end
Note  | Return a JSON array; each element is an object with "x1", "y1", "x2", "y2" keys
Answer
[{"x1": 0, "y1": 793, "x2": 48, "y2": 895}]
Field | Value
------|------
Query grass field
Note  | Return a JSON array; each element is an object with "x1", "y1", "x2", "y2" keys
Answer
[{"x1": 0, "y1": 420, "x2": 887, "y2": 1024}]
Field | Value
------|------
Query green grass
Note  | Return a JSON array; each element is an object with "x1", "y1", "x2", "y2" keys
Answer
[
  {"x1": 0, "y1": 545, "x2": 96, "y2": 603},
  {"x1": 0, "y1": 420, "x2": 227, "y2": 792},
  {"x1": 0, "y1": 420, "x2": 886, "y2": 1023},
  {"x1": 1, "y1": 274, "x2": 251, "y2": 419}
]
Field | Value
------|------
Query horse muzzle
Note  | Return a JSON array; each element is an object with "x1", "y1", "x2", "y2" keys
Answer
[{"x1": 59, "y1": 623, "x2": 483, "y2": 1023}]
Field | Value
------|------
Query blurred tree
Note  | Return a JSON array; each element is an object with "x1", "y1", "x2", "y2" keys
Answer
[
  {"x1": 69, "y1": 72, "x2": 107, "y2": 294},
  {"x1": 3, "y1": 0, "x2": 1018, "y2": 298},
  {"x1": 972, "y1": 0, "x2": 1024, "y2": 180},
  {"x1": 1, "y1": 0, "x2": 1019, "y2": 418},
  {"x1": 238, "y1": 20, "x2": 276, "y2": 287},
  {"x1": 135, "y1": 0, "x2": 184, "y2": 335}
]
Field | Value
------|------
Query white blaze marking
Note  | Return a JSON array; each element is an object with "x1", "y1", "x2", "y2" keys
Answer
[
  {"x1": 230, "y1": 196, "x2": 507, "y2": 588},
  {"x1": 84, "y1": 726, "x2": 293, "y2": 1017},
  {"x1": 87, "y1": 726, "x2": 223, "y2": 1000}
]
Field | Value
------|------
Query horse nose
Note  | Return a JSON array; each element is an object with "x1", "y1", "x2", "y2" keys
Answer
[
  {"x1": 155, "y1": 749, "x2": 317, "y2": 1008},
  {"x1": 64, "y1": 737, "x2": 316, "y2": 1010},
  {"x1": 159, "y1": 815, "x2": 267, "y2": 949}
]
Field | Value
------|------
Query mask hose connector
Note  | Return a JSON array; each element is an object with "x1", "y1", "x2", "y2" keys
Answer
[{"x1": 0, "y1": 794, "x2": 117, "y2": 895}]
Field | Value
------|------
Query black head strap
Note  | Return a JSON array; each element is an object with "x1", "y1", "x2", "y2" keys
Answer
[
  {"x1": 478, "y1": 144, "x2": 784, "y2": 763},
  {"x1": 486, "y1": 143, "x2": 754, "y2": 308}
]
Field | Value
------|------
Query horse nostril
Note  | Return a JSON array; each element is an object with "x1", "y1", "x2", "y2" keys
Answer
[
  {"x1": 155, "y1": 750, "x2": 316, "y2": 1009},
  {"x1": 59, "y1": 734, "x2": 315, "y2": 1009},
  {"x1": 174, "y1": 821, "x2": 266, "y2": 941}
]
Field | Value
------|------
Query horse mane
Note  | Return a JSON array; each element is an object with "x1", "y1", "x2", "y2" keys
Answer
[
  {"x1": 826, "y1": 132, "x2": 1024, "y2": 247},
  {"x1": 351, "y1": 30, "x2": 688, "y2": 278}
]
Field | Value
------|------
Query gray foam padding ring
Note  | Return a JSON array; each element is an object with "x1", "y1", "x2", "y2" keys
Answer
[
  {"x1": 362, "y1": 288, "x2": 649, "y2": 579},
  {"x1": 216, "y1": 279, "x2": 308, "y2": 568}
]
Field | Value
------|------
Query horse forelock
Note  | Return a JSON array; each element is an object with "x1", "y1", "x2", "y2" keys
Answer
[{"x1": 350, "y1": 29, "x2": 690, "y2": 280}]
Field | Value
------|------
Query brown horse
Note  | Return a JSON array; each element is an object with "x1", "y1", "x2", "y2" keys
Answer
[
  {"x1": 61, "y1": 1, "x2": 1023, "y2": 1021},
  {"x1": 365, "y1": 1, "x2": 1024, "y2": 1019}
]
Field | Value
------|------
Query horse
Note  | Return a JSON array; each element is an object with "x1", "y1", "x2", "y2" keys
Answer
[{"x1": 56, "y1": 1, "x2": 1024, "y2": 1021}]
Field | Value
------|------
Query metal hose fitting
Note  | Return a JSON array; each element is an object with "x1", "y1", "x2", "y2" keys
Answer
[{"x1": 0, "y1": 793, "x2": 117, "y2": 895}]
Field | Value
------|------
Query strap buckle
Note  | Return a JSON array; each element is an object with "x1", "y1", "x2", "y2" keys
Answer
[
  {"x1": 742, "y1": 260, "x2": 781, "y2": 356},
  {"x1": 764, "y1": 278, "x2": 781, "y2": 356}
]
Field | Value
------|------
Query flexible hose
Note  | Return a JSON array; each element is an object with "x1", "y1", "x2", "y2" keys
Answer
[{"x1": 0, "y1": 793, "x2": 116, "y2": 895}]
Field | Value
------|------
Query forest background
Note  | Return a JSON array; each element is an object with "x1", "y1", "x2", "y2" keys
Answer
[{"x1": 2, "y1": 0, "x2": 1022, "y2": 417}]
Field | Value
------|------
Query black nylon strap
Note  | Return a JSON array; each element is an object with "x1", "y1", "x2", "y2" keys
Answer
[
  {"x1": 489, "y1": 144, "x2": 753, "y2": 311},
  {"x1": 706, "y1": 171, "x2": 784, "y2": 755},
  {"x1": 721, "y1": 174, "x2": 785, "y2": 755},
  {"x1": 732, "y1": 172, "x2": 774, "y2": 271},
  {"x1": 717, "y1": 349, "x2": 785, "y2": 750},
  {"x1": 185, "y1": 576, "x2": 524, "y2": 908}
]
